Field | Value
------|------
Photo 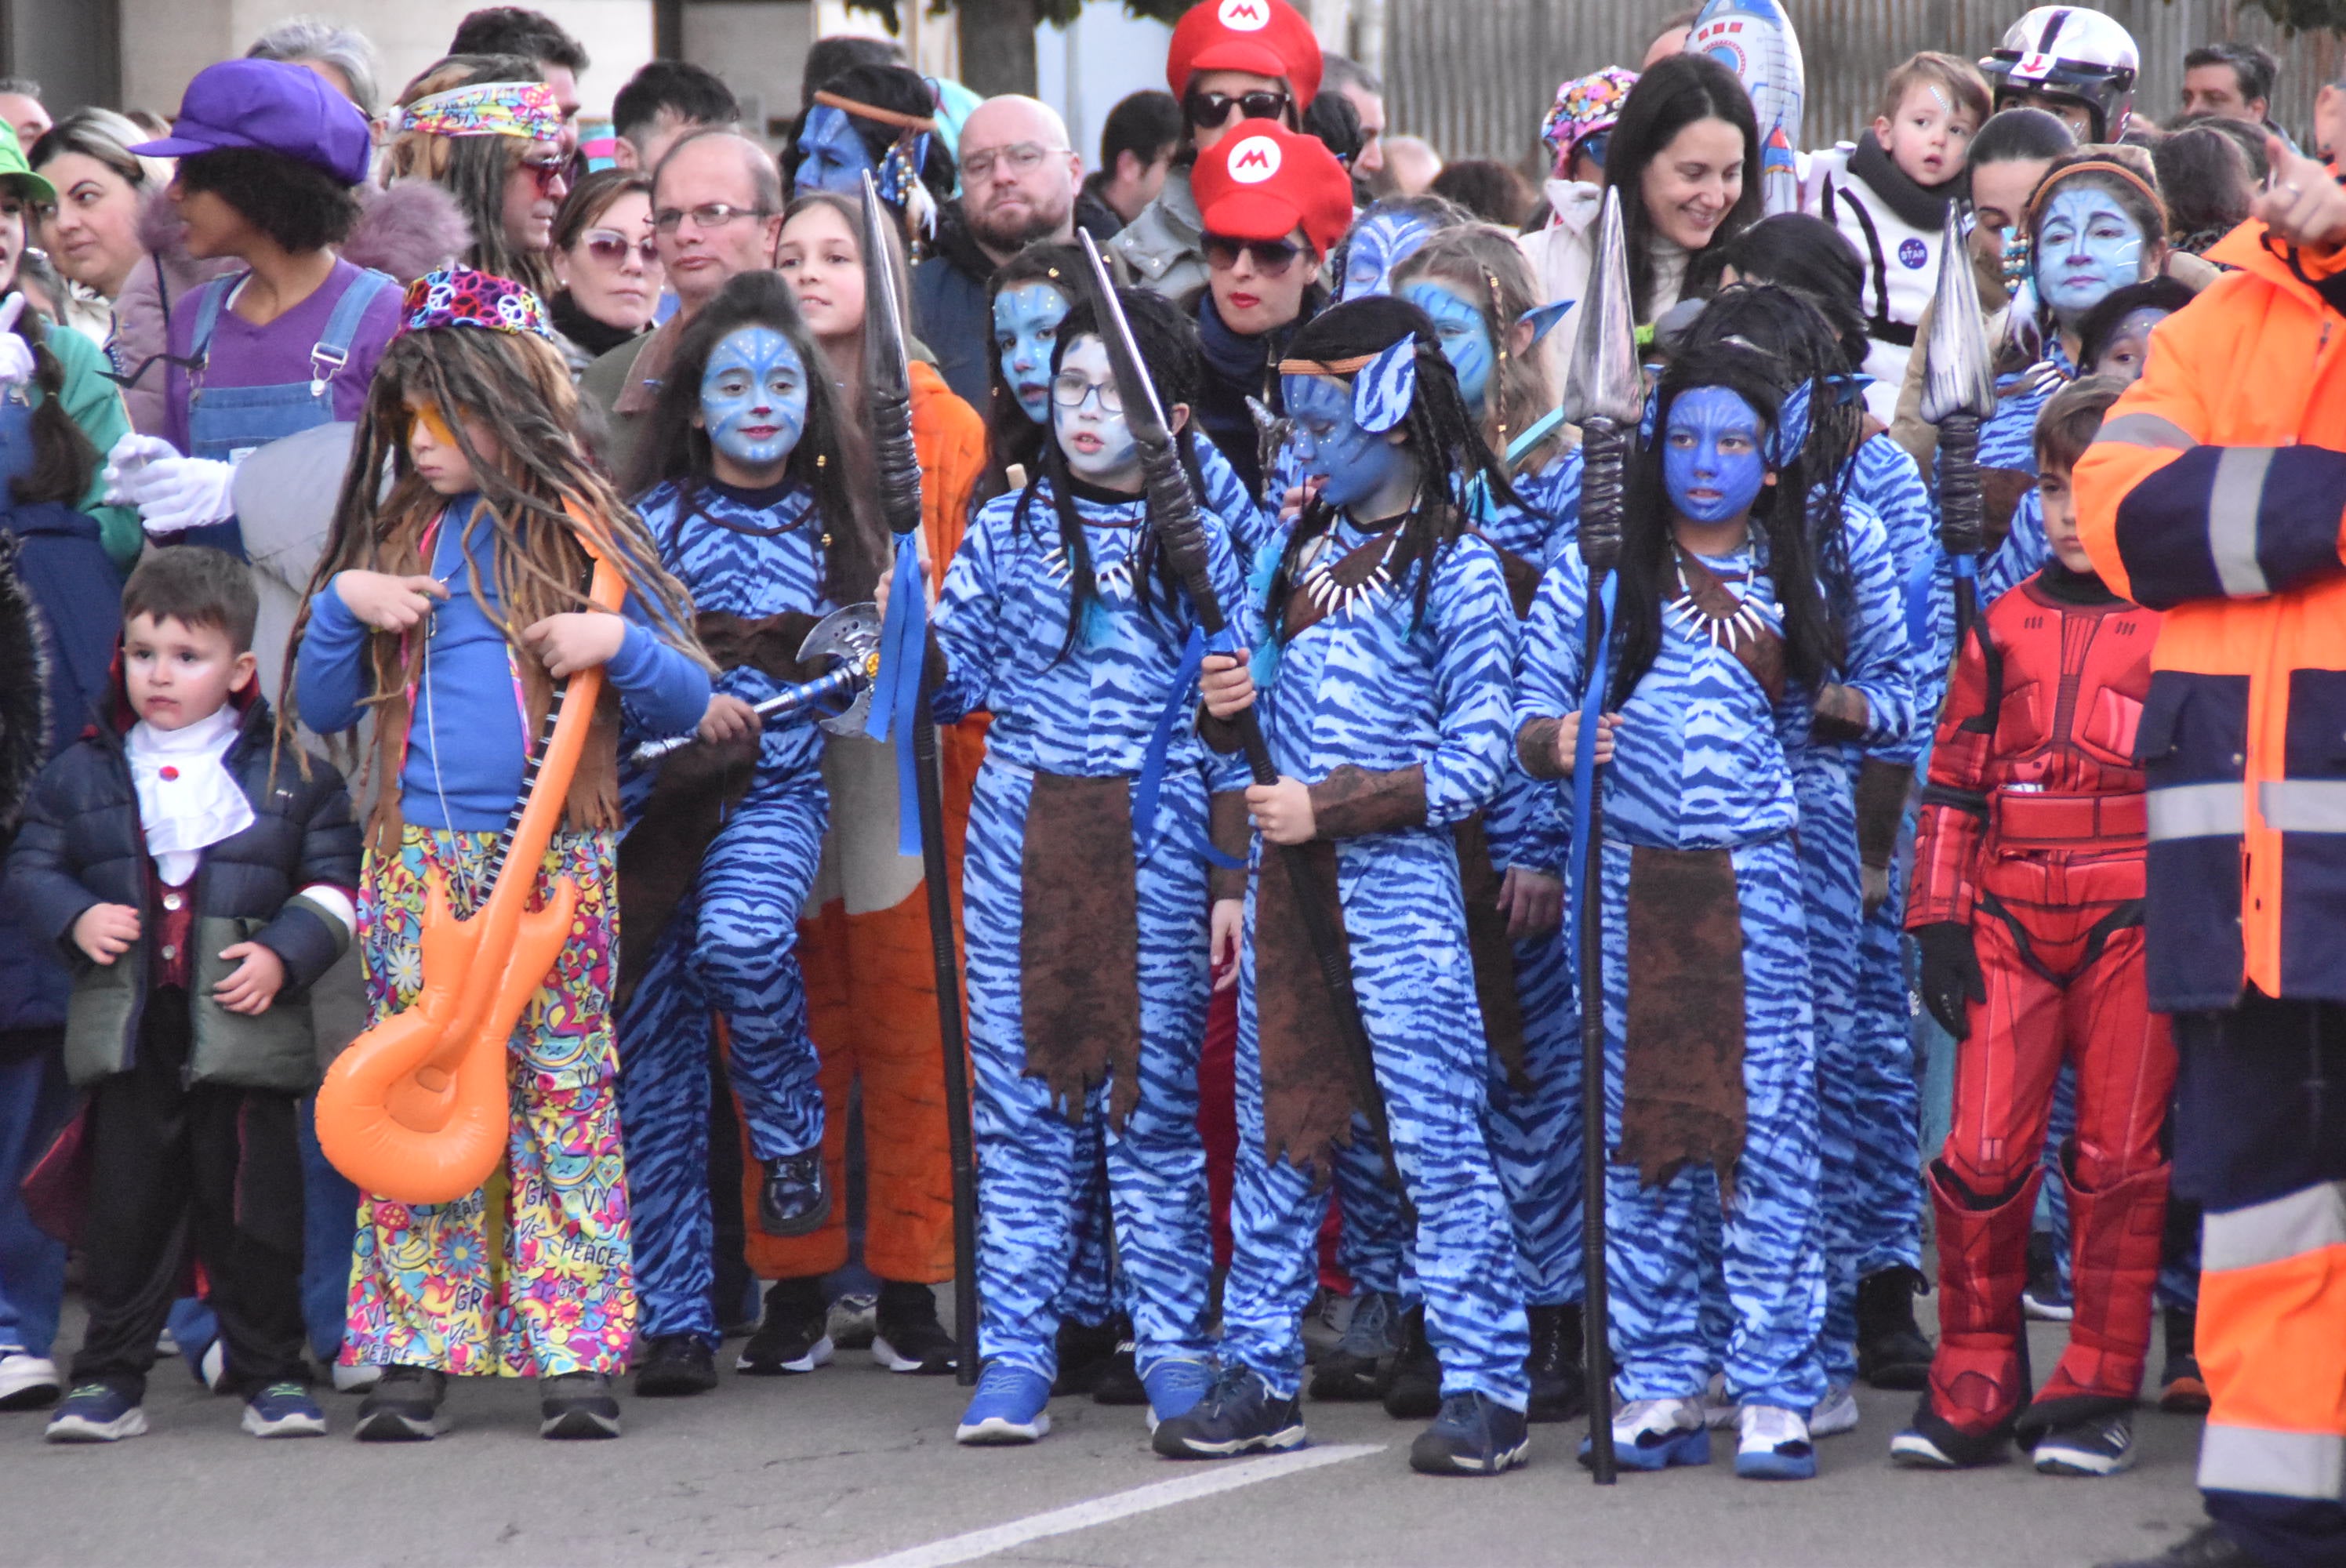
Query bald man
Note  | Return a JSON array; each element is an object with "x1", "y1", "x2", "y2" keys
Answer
[{"x1": 914, "y1": 94, "x2": 1082, "y2": 405}]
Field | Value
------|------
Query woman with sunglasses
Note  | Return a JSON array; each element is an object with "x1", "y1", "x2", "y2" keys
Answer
[
  {"x1": 547, "y1": 169, "x2": 662, "y2": 379},
  {"x1": 386, "y1": 55, "x2": 572, "y2": 303},
  {"x1": 1109, "y1": 0, "x2": 1326, "y2": 307}
]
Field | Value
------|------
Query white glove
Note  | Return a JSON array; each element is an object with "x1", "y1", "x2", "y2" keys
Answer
[
  {"x1": 0, "y1": 296, "x2": 33, "y2": 387},
  {"x1": 101, "y1": 431, "x2": 179, "y2": 505},
  {"x1": 102, "y1": 432, "x2": 237, "y2": 536}
]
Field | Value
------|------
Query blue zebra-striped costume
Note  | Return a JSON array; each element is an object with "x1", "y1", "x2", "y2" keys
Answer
[
  {"x1": 1220, "y1": 520, "x2": 1531, "y2": 1410},
  {"x1": 930, "y1": 475, "x2": 1251, "y2": 1384},
  {"x1": 1519, "y1": 524, "x2": 1908, "y2": 1412},
  {"x1": 616, "y1": 479, "x2": 833, "y2": 1347}
]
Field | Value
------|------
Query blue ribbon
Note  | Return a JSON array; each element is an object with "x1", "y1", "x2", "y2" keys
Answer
[
  {"x1": 1136, "y1": 624, "x2": 1246, "y2": 868},
  {"x1": 1561, "y1": 572, "x2": 1617, "y2": 984},
  {"x1": 866, "y1": 533, "x2": 928, "y2": 858}
]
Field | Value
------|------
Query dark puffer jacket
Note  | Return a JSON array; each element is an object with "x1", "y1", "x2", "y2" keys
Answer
[{"x1": 3, "y1": 691, "x2": 361, "y2": 1090}]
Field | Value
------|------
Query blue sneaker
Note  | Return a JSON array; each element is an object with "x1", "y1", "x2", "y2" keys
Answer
[
  {"x1": 242, "y1": 1381, "x2": 328, "y2": 1438},
  {"x1": 955, "y1": 1362, "x2": 1053, "y2": 1445},
  {"x1": 1151, "y1": 1364, "x2": 1306, "y2": 1459},
  {"x1": 1734, "y1": 1403, "x2": 1817, "y2": 1480},
  {"x1": 1410, "y1": 1392, "x2": 1531, "y2": 1475},
  {"x1": 1141, "y1": 1358, "x2": 1215, "y2": 1432},
  {"x1": 45, "y1": 1382, "x2": 147, "y2": 1443},
  {"x1": 1579, "y1": 1396, "x2": 1711, "y2": 1472}
]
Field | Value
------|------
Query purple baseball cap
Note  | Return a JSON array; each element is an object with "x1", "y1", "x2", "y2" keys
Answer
[{"x1": 132, "y1": 59, "x2": 372, "y2": 185}]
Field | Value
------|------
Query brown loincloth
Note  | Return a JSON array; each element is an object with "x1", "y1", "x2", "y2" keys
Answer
[
  {"x1": 1453, "y1": 812, "x2": 1530, "y2": 1092},
  {"x1": 1618, "y1": 844, "x2": 1749, "y2": 1205},
  {"x1": 1253, "y1": 838, "x2": 1359, "y2": 1176},
  {"x1": 1019, "y1": 771, "x2": 1142, "y2": 1129}
]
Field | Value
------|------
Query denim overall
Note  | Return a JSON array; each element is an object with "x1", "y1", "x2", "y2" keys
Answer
[{"x1": 180, "y1": 267, "x2": 396, "y2": 557}]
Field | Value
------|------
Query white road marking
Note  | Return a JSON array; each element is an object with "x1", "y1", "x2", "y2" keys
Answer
[{"x1": 833, "y1": 1443, "x2": 1389, "y2": 1568}]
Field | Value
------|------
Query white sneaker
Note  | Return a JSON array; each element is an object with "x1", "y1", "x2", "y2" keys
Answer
[
  {"x1": 331, "y1": 1362, "x2": 383, "y2": 1394},
  {"x1": 1700, "y1": 1372, "x2": 1738, "y2": 1429},
  {"x1": 1585, "y1": 1396, "x2": 1711, "y2": 1471},
  {"x1": 198, "y1": 1339, "x2": 227, "y2": 1392},
  {"x1": 1810, "y1": 1381, "x2": 1859, "y2": 1437},
  {"x1": 0, "y1": 1350, "x2": 60, "y2": 1410},
  {"x1": 1735, "y1": 1403, "x2": 1817, "y2": 1479}
]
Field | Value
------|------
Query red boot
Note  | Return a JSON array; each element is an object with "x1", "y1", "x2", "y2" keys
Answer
[
  {"x1": 2020, "y1": 1160, "x2": 2169, "y2": 1436},
  {"x1": 1891, "y1": 1163, "x2": 2039, "y2": 1468}
]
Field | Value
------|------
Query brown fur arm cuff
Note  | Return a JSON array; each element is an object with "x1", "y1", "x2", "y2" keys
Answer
[
  {"x1": 1855, "y1": 759, "x2": 1912, "y2": 871},
  {"x1": 1197, "y1": 708, "x2": 1247, "y2": 755},
  {"x1": 1812, "y1": 683, "x2": 1872, "y2": 744},
  {"x1": 1209, "y1": 790, "x2": 1251, "y2": 903},
  {"x1": 1309, "y1": 764, "x2": 1427, "y2": 839},
  {"x1": 1516, "y1": 717, "x2": 1568, "y2": 781}
]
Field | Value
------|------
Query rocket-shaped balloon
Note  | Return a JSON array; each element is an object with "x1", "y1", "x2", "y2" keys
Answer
[{"x1": 1687, "y1": 0, "x2": 1805, "y2": 216}]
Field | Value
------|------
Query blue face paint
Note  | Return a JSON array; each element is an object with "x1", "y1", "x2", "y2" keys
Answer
[
  {"x1": 1338, "y1": 211, "x2": 1437, "y2": 301},
  {"x1": 2034, "y1": 187, "x2": 2146, "y2": 317},
  {"x1": 795, "y1": 107, "x2": 874, "y2": 195},
  {"x1": 1283, "y1": 372, "x2": 1410, "y2": 512},
  {"x1": 993, "y1": 282, "x2": 1070, "y2": 425},
  {"x1": 699, "y1": 325, "x2": 808, "y2": 473},
  {"x1": 1053, "y1": 336, "x2": 1141, "y2": 491},
  {"x1": 1661, "y1": 385, "x2": 1768, "y2": 527},
  {"x1": 1400, "y1": 279, "x2": 1496, "y2": 413}
]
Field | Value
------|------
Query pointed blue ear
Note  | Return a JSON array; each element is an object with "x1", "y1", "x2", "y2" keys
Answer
[
  {"x1": 1519, "y1": 300, "x2": 1573, "y2": 346},
  {"x1": 1353, "y1": 339, "x2": 1418, "y2": 434},
  {"x1": 1637, "y1": 384, "x2": 1660, "y2": 445},
  {"x1": 1828, "y1": 371, "x2": 1876, "y2": 406},
  {"x1": 1767, "y1": 378, "x2": 1815, "y2": 467}
]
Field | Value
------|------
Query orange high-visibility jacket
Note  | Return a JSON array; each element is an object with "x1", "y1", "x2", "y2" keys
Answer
[{"x1": 2075, "y1": 219, "x2": 2346, "y2": 1013}]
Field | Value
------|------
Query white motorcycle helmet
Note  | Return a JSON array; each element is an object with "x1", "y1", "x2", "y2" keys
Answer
[{"x1": 1981, "y1": 6, "x2": 2139, "y2": 142}]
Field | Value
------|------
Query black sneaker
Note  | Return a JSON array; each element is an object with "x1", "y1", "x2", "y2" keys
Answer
[
  {"x1": 1409, "y1": 1392, "x2": 1531, "y2": 1476},
  {"x1": 870, "y1": 1281, "x2": 958, "y2": 1375},
  {"x1": 2159, "y1": 1307, "x2": 2210, "y2": 1414},
  {"x1": 354, "y1": 1365, "x2": 446, "y2": 1443},
  {"x1": 1309, "y1": 1290, "x2": 1400, "y2": 1402},
  {"x1": 1051, "y1": 1316, "x2": 1123, "y2": 1396},
  {"x1": 539, "y1": 1371, "x2": 621, "y2": 1439},
  {"x1": 1887, "y1": 1394, "x2": 2016, "y2": 1470},
  {"x1": 1523, "y1": 1303, "x2": 1587, "y2": 1423},
  {"x1": 2092, "y1": 1524, "x2": 2260, "y2": 1568},
  {"x1": 2023, "y1": 1230, "x2": 2073, "y2": 1321},
  {"x1": 2034, "y1": 1410, "x2": 2136, "y2": 1476},
  {"x1": 757, "y1": 1151, "x2": 831, "y2": 1237},
  {"x1": 737, "y1": 1279, "x2": 834, "y2": 1375},
  {"x1": 1381, "y1": 1305, "x2": 1442, "y2": 1421},
  {"x1": 1092, "y1": 1340, "x2": 1146, "y2": 1406},
  {"x1": 634, "y1": 1334, "x2": 718, "y2": 1398},
  {"x1": 1855, "y1": 1265, "x2": 1935, "y2": 1391},
  {"x1": 1151, "y1": 1364, "x2": 1306, "y2": 1459}
]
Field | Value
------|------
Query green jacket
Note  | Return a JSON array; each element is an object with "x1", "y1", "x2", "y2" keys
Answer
[{"x1": 42, "y1": 322, "x2": 142, "y2": 571}]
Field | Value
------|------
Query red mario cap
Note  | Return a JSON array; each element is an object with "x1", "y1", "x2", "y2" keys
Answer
[
  {"x1": 1167, "y1": 0, "x2": 1324, "y2": 109},
  {"x1": 1193, "y1": 119, "x2": 1354, "y2": 256}
]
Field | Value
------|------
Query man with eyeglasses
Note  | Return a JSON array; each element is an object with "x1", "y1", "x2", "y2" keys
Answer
[
  {"x1": 1109, "y1": 0, "x2": 1324, "y2": 307},
  {"x1": 911, "y1": 96, "x2": 1083, "y2": 407},
  {"x1": 579, "y1": 129, "x2": 784, "y2": 480}
]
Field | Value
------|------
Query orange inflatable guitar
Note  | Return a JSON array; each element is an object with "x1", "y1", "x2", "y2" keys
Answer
[{"x1": 316, "y1": 539, "x2": 625, "y2": 1205}]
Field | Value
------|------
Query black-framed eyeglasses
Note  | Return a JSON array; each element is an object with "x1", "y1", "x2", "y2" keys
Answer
[
  {"x1": 581, "y1": 228, "x2": 659, "y2": 266},
  {"x1": 960, "y1": 142, "x2": 1059, "y2": 182},
  {"x1": 1202, "y1": 232, "x2": 1304, "y2": 275},
  {"x1": 1186, "y1": 89, "x2": 1291, "y2": 130},
  {"x1": 652, "y1": 201, "x2": 771, "y2": 234},
  {"x1": 1049, "y1": 372, "x2": 1123, "y2": 413}
]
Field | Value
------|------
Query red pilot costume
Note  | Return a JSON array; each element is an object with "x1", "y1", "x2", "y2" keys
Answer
[{"x1": 1903, "y1": 558, "x2": 2177, "y2": 1459}]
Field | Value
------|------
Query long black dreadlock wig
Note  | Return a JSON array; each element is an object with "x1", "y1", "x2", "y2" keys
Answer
[
  {"x1": 974, "y1": 241, "x2": 1086, "y2": 512},
  {"x1": 1608, "y1": 336, "x2": 1840, "y2": 710},
  {"x1": 1016, "y1": 285, "x2": 1207, "y2": 662},
  {"x1": 1268, "y1": 294, "x2": 1520, "y2": 637},
  {"x1": 627, "y1": 269, "x2": 884, "y2": 606}
]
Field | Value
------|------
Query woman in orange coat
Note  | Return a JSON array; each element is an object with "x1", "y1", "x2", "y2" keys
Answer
[{"x1": 737, "y1": 190, "x2": 986, "y2": 1376}]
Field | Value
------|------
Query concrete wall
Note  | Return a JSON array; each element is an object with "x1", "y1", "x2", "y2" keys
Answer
[{"x1": 683, "y1": 0, "x2": 811, "y2": 143}]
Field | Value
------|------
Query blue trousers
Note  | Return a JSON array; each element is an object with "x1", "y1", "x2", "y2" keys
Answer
[
  {"x1": 1224, "y1": 830, "x2": 1531, "y2": 1409},
  {"x1": 964, "y1": 759, "x2": 1214, "y2": 1380},
  {"x1": 0, "y1": 1048, "x2": 68, "y2": 1357},
  {"x1": 618, "y1": 783, "x2": 827, "y2": 1344},
  {"x1": 1602, "y1": 835, "x2": 1826, "y2": 1411},
  {"x1": 1484, "y1": 928, "x2": 1583, "y2": 1307}
]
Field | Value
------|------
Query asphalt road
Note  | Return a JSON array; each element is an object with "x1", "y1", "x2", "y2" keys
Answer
[{"x1": 0, "y1": 1312, "x2": 2210, "y2": 1568}]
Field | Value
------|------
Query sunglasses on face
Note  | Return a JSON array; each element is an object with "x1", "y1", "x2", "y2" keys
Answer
[
  {"x1": 1202, "y1": 232, "x2": 1304, "y2": 275},
  {"x1": 520, "y1": 157, "x2": 568, "y2": 198},
  {"x1": 582, "y1": 228, "x2": 659, "y2": 266},
  {"x1": 1186, "y1": 89, "x2": 1291, "y2": 130}
]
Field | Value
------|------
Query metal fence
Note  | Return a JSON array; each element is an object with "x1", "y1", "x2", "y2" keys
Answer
[{"x1": 1386, "y1": 0, "x2": 2338, "y2": 169}]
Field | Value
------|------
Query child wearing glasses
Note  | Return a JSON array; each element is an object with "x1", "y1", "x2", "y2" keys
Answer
[{"x1": 873, "y1": 286, "x2": 1253, "y2": 1448}]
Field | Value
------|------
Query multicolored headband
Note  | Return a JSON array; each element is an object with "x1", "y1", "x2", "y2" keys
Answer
[
  {"x1": 397, "y1": 81, "x2": 563, "y2": 143},
  {"x1": 398, "y1": 266, "x2": 554, "y2": 341}
]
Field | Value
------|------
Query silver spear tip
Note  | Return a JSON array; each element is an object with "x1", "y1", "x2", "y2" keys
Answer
[
  {"x1": 1920, "y1": 201, "x2": 1998, "y2": 425},
  {"x1": 1560, "y1": 187, "x2": 1643, "y2": 427}
]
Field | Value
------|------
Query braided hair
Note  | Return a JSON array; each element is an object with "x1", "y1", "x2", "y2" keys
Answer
[
  {"x1": 1015, "y1": 285, "x2": 1207, "y2": 661},
  {"x1": 1389, "y1": 223, "x2": 1565, "y2": 474},
  {"x1": 1608, "y1": 337, "x2": 1839, "y2": 709},
  {"x1": 629, "y1": 269, "x2": 883, "y2": 604},
  {"x1": 1268, "y1": 294, "x2": 1518, "y2": 636}
]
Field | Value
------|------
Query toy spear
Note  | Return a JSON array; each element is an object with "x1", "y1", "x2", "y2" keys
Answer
[{"x1": 1921, "y1": 201, "x2": 1999, "y2": 644}]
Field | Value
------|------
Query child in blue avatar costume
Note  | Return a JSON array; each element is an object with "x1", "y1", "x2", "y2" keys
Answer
[
  {"x1": 611, "y1": 271, "x2": 894, "y2": 1396},
  {"x1": 1171, "y1": 294, "x2": 1535, "y2": 1479},
  {"x1": 1516, "y1": 336, "x2": 1912, "y2": 1483},
  {"x1": 899, "y1": 286, "x2": 1254, "y2": 1447}
]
